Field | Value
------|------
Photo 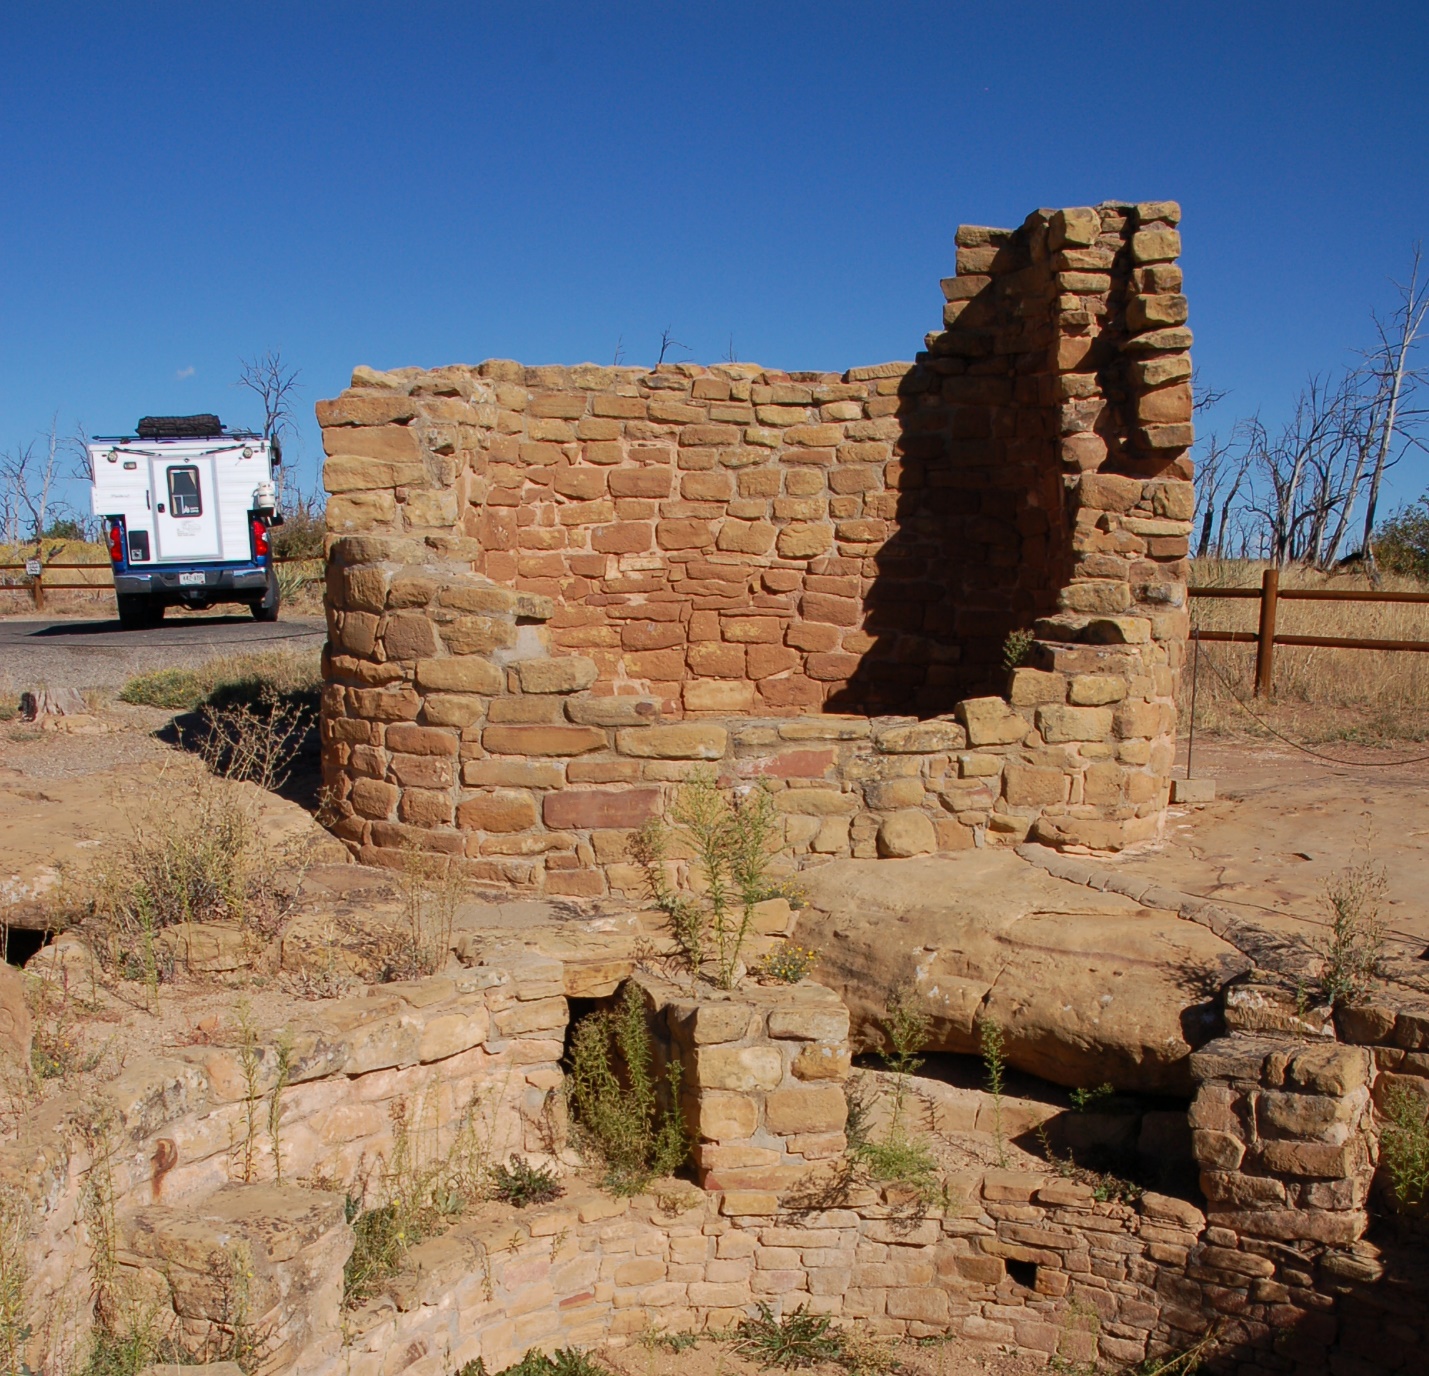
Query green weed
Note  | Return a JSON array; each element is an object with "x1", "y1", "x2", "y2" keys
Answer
[
  {"x1": 489, "y1": 1156, "x2": 564, "y2": 1209},
  {"x1": 1379, "y1": 1081, "x2": 1429, "y2": 1208},
  {"x1": 735, "y1": 1303, "x2": 842, "y2": 1369},
  {"x1": 978, "y1": 1016, "x2": 1008, "y2": 1168},
  {"x1": 566, "y1": 983, "x2": 688, "y2": 1195}
]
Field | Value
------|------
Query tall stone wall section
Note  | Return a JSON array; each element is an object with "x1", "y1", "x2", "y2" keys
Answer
[{"x1": 319, "y1": 200, "x2": 1194, "y2": 867}]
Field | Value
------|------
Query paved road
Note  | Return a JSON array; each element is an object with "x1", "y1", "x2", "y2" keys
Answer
[{"x1": 0, "y1": 614, "x2": 328, "y2": 692}]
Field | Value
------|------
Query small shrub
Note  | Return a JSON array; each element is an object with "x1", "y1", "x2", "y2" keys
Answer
[
  {"x1": 1379, "y1": 1081, "x2": 1429, "y2": 1209},
  {"x1": 849, "y1": 989, "x2": 942, "y2": 1200},
  {"x1": 458, "y1": 1348, "x2": 606, "y2": 1376},
  {"x1": 343, "y1": 1089, "x2": 499, "y2": 1304},
  {"x1": 1002, "y1": 628, "x2": 1035, "y2": 671},
  {"x1": 1318, "y1": 855, "x2": 1388, "y2": 1006},
  {"x1": 566, "y1": 983, "x2": 688, "y2": 1195},
  {"x1": 489, "y1": 1156, "x2": 564, "y2": 1209},
  {"x1": 835, "y1": 1328, "x2": 902, "y2": 1376},
  {"x1": 1375, "y1": 494, "x2": 1429, "y2": 581},
  {"x1": 379, "y1": 845, "x2": 463, "y2": 981},
  {"x1": 736, "y1": 1303, "x2": 842, "y2": 1369},
  {"x1": 1069, "y1": 1082, "x2": 1115, "y2": 1113},
  {"x1": 754, "y1": 944, "x2": 818, "y2": 985},
  {"x1": 630, "y1": 771, "x2": 780, "y2": 990},
  {"x1": 118, "y1": 666, "x2": 206, "y2": 710}
]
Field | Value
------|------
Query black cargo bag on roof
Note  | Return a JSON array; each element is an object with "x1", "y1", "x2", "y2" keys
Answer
[{"x1": 136, "y1": 414, "x2": 223, "y2": 439}]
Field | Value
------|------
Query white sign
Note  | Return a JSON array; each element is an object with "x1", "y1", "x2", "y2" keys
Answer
[{"x1": 24, "y1": 559, "x2": 41, "y2": 578}]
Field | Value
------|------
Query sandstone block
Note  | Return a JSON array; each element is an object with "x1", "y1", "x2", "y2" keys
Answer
[
  {"x1": 876, "y1": 811, "x2": 936, "y2": 858},
  {"x1": 1008, "y1": 669, "x2": 1066, "y2": 707},
  {"x1": 692, "y1": 1091, "x2": 760, "y2": 1141},
  {"x1": 695, "y1": 1045, "x2": 783, "y2": 1092},
  {"x1": 421, "y1": 693, "x2": 486, "y2": 728},
  {"x1": 657, "y1": 519, "x2": 714, "y2": 550},
  {"x1": 457, "y1": 791, "x2": 539, "y2": 832},
  {"x1": 1127, "y1": 294, "x2": 1190, "y2": 331},
  {"x1": 775, "y1": 789, "x2": 858, "y2": 816},
  {"x1": 874, "y1": 721, "x2": 967, "y2": 753},
  {"x1": 441, "y1": 616, "x2": 518, "y2": 656},
  {"x1": 1050, "y1": 207, "x2": 1100, "y2": 249},
  {"x1": 321, "y1": 423, "x2": 420, "y2": 462},
  {"x1": 684, "y1": 680, "x2": 756, "y2": 713},
  {"x1": 956, "y1": 697, "x2": 1029, "y2": 746},
  {"x1": 1002, "y1": 764, "x2": 1068, "y2": 807},
  {"x1": 1068, "y1": 674, "x2": 1127, "y2": 706},
  {"x1": 327, "y1": 490, "x2": 396, "y2": 531},
  {"x1": 768, "y1": 1004, "x2": 850, "y2": 1042},
  {"x1": 566, "y1": 695, "x2": 661, "y2": 727},
  {"x1": 864, "y1": 778, "x2": 925, "y2": 810},
  {"x1": 616, "y1": 725, "x2": 727, "y2": 760},
  {"x1": 349, "y1": 777, "x2": 398, "y2": 819},
  {"x1": 543, "y1": 788, "x2": 660, "y2": 829},
  {"x1": 792, "y1": 1044, "x2": 852, "y2": 1081},
  {"x1": 483, "y1": 725, "x2": 605, "y2": 756},
  {"x1": 717, "y1": 519, "x2": 776, "y2": 554},
  {"x1": 1131, "y1": 228, "x2": 1182, "y2": 263},
  {"x1": 413, "y1": 656, "x2": 504, "y2": 695},
  {"x1": 514, "y1": 657, "x2": 600, "y2": 694},
  {"x1": 764, "y1": 1086, "x2": 847, "y2": 1135},
  {"x1": 777, "y1": 524, "x2": 834, "y2": 559},
  {"x1": 1036, "y1": 704, "x2": 1114, "y2": 743}
]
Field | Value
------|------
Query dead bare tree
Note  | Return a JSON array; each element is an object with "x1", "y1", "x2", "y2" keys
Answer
[
  {"x1": 236, "y1": 350, "x2": 302, "y2": 443},
  {"x1": 655, "y1": 328, "x2": 688, "y2": 369},
  {"x1": 1242, "y1": 375, "x2": 1357, "y2": 566},
  {"x1": 0, "y1": 415, "x2": 66, "y2": 545},
  {"x1": 1359, "y1": 248, "x2": 1429, "y2": 583},
  {"x1": 1194, "y1": 430, "x2": 1251, "y2": 558}
]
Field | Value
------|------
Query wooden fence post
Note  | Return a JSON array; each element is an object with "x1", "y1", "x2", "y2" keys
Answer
[{"x1": 1254, "y1": 566, "x2": 1279, "y2": 696}]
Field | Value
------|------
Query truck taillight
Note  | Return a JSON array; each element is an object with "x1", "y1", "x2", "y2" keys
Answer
[
  {"x1": 107, "y1": 520, "x2": 124, "y2": 563},
  {"x1": 252, "y1": 517, "x2": 270, "y2": 558}
]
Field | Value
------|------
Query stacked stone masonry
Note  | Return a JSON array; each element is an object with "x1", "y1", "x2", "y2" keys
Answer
[
  {"x1": 13, "y1": 963, "x2": 1429, "y2": 1375},
  {"x1": 318, "y1": 201, "x2": 1194, "y2": 872}
]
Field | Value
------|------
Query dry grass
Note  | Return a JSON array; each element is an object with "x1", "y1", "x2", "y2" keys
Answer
[
  {"x1": 1186, "y1": 558, "x2": 1429, "y2": 744},
  {"x1": 118, "y1": 648, "x2": 321, "y2": 713}
]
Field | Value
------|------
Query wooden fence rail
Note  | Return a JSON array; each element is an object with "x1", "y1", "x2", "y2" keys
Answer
[
  {"x1": 0, "y1": 556, "x2": 319, "y2": 611},
  {"x1": 1189, "y1": 568, "x2": 1429, "y2": 695}
]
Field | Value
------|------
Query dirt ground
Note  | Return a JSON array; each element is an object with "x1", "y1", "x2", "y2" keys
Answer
[{"x1": 597, "y1": 1334, "x2": 1051, "y2": 1376}]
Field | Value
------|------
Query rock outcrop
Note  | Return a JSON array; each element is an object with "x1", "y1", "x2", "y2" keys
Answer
[{"x1": 794, "y1": 851, "x2": 1248, "y2": 1093}]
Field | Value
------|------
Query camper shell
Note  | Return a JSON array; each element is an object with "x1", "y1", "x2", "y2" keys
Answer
[{"x1": 89, "y1": 414, "x2": 284, "y2": 628}]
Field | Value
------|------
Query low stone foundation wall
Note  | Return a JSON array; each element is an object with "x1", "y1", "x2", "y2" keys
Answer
[
  {"x1": 329, "y1": 1169, "x2": 1207, "y2": 1376},
  {"x1": 14, "y1": 952, "x2": 1429, "y2": 1374}
]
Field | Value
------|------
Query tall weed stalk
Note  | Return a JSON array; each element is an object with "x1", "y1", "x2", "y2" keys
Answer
[{"x1": 630, "y1": 772, "x2": 778, "y2": 990}]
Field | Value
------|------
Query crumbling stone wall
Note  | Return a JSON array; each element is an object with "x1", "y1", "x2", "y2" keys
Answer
[{"x1": 318, "y1": 200, "x2": 1194, "y2": 869}]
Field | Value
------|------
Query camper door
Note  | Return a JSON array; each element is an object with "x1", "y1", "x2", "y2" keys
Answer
[{"x1": 150, "y1": 455, "x2": 221, "y2": 560}]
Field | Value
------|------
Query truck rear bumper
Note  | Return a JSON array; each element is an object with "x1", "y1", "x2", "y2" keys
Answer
[{"x1": 115, "y1": 565, "x2": 269, "y2": 597}]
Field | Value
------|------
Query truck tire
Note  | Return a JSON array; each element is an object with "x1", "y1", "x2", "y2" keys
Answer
[
  {"x1": 116, "y1": 594, "x2": 162, "y2": 630},
  {"x1": 252, "y1": 568, "x2": 281, "y2": 622}
]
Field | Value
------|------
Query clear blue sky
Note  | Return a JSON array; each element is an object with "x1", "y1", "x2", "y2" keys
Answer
[{"x1": 4, "y1": 1, "x2": 1428, "y2": 516}]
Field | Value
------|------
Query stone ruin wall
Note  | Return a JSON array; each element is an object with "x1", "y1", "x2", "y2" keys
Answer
[
  {"x1": 316, "y1": 201, "x2": 1195, "y2": 888},
  {"x1": 9, "y1": 947, "x2": 1429, "y2": 1376}
]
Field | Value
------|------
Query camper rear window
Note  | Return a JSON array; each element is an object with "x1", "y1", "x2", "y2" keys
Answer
[{"x1": 167, "y1": 466, "x2": 202, "y2": 517}]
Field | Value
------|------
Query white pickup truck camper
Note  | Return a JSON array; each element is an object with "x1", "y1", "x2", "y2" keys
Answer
[{"x1": 89, "y1": 415, "x2": 285, "y2": 628}]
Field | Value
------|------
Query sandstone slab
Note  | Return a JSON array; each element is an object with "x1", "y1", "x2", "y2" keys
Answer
[{"x1": 793, "y1": 851, "x2": 1246, "y2": 1093}]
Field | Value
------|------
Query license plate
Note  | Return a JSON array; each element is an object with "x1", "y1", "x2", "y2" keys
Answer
[{"x1": 179, "y1": 572, "x2": 206, "y2": 587}]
